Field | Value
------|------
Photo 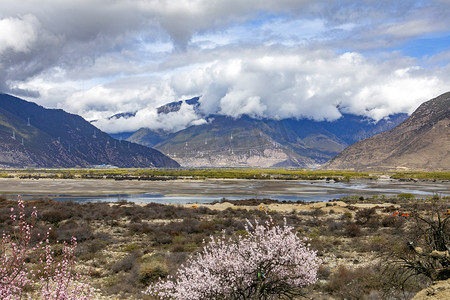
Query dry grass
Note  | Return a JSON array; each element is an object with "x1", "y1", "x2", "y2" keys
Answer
[{"x1": 0, "y1": 195, "x2": 446, "y2": 299}]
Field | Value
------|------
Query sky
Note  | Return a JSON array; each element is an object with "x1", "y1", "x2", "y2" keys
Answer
[{"x1": 1, "y1": 0, "x2": 449, "y2": 133}]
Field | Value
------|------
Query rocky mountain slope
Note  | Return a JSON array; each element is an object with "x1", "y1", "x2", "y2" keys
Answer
[
  {"x1": 0, "y1": 94, "x2": 179, "y2": 168},
  {"x1": 126, "y1": 98, "x2": 407, "y2": 168},
  {"x1": 324, "y1": 91, "x2": 450, "y2": 171}
]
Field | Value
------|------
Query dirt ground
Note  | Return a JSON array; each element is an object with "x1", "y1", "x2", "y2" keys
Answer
[
  {"x1": 412, "y1": 279, "x2": 450, "y2": 300},
  {"x1": 178, "y1": 200, "x2": 400, "y2": 213}
]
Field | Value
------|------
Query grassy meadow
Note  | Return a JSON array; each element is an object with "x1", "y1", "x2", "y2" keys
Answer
[{"x1": 1, "y1": 168, "x2": 450, "y2": 181}]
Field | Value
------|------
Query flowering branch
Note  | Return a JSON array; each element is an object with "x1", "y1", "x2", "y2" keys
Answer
[{"x1": 0, "y1": 196, "x2": 92, "y2": 299}]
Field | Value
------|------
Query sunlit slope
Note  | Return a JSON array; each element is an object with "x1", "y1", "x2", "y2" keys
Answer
[{"x1": 325, "y1": 92, "x2": 450, "y2": 171}]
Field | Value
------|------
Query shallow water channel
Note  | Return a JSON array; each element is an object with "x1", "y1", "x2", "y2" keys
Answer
[{"x1": 1, "y1": 178, "x2": 449, "y2": 204}]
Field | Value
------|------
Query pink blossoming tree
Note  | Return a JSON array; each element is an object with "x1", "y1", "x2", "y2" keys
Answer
[
  {"x1": 145, "y1": 217, "x2": 320, "y2": 299},
  {"x1": 0, "y1": 197, "x2": 92, "y2": 299}
]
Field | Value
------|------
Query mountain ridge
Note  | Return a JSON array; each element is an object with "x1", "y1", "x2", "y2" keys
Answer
[
  {"x1": 125, "y1": 98, "x2": 408, "y2": 168},
  {"x1": 323, "y1": 91, "x2": 450, "y2": 171},
  {"x1": 0, "y1": 94, "x2": 179, "y2": 168}
]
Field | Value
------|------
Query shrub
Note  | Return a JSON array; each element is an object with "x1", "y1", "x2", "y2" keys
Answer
[
  {"x1": 355, "y1": 208, "x2": 376, "y2": 225},
  {"x1": 55, "y1": 221, "x2": 94, "y2": 243},
  {"x1": 397, "y1": 193, "x2": 415, "y2": 200},
  {"x1": 0, "y1": 197, "x2": 92, "y2": 299},
  {"x1": 381, "y1": 215, "x2": 404, "y2": 228},
  {"x1": 326, "y1": 219, "x2": 344, "y2": 232},
  {"x1": 345, "y1": 224, "x2": 362, "y2": 237},
  {"x1": 84, "y1": 240, "x2": 108, "y2": 255},
  {"x1": 121, "y1": 243, "x2": 140, "y2": 253},
  {"x1": 366, "y1": 215, "x2": 381, "y2": 229},
  {"x1": 111, "y1": 251, "x2": 140, "y2": 273},
  {"x1": 326, "y1": 265, "x2": 382, "y2": 299},
  {"x1": 144, "y1": 217, "x2": 320, "y2": 300},
  {"x1": 138, "y1": 258, "x2": 169, "y2": 286},
  {"x1": 317, "y1": 265, "x2": 331, "y2": 280},
  {"x1": 153, "y1": 232, "x2": 173, "y2": 245},
  {"x1": 341, "y1": 211, "x2": 353, "y2": 220}
]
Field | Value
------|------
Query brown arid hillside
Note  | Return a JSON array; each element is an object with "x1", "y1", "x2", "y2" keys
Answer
[{"x1": 324, "y1": 91, "x2": 450, "y2": 171}]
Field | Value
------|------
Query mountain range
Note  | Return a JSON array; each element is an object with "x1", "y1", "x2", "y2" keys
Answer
[
  {"x1": 0, "y1": 94, "x2": 179, "y2": 168},
  {"x1": 4, "y1": 91, "x2": 445, "y2": 171},
  {"x1": 324, "y1": 91, "x2": 450, "y2": 171},
  {"x1": 122, "y1": 97, "x2": 408, "y2": 168}
]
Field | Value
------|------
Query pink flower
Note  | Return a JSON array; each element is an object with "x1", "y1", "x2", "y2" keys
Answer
[
  {"x1": 1, "y1": 196, "x2": 93, "y2": 299},
  {"x1": 145, "y1": 217, "x2": 320, "y2": 299}
]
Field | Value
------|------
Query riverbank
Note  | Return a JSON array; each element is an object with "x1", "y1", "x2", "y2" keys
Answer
[{"x1": 1, "y1": 177, "x2": 449, "y2": 203}]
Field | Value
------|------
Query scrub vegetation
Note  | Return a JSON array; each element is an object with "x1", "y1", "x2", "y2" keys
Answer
[{"x1": 0, "y1": 193, "x2": 448, "y2": 299}]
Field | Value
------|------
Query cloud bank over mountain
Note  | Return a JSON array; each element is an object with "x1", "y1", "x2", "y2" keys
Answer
[{"x1": 1, "y1": 0, "x2": 449, "y2": 132}]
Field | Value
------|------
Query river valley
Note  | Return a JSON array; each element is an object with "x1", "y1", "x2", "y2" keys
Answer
[{"x1": 1, "y1": 177, "x2": 449, "y2": 203}]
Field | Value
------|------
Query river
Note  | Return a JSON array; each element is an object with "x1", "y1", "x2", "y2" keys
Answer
[{"x1": 1, "y1": 177, "x2": 449, "y2": 204}]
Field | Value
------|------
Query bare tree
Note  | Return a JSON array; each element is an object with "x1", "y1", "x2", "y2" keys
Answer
[{"x1": 384, "y1": 197, "x2": 449, "y2": 284}]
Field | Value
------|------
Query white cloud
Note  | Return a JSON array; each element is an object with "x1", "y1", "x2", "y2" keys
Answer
[
  {"x1": 0, "y1": 0, "x2": 449, "y2": 133},
  {"x1": 163, "y1": 48, "x2": 448, "y2": 122},
  {"x1": 0, "y1": 15, "x2": 40, "y2": 53},
  {"x1": 94, "y1": 102, "x2": 206, "y2": 133},
  {"x1": 346, "y1": 68, "x2": 444, "y2": 119},
  {"x1": 381, "y1": 19, "x2": 444, "y2": 38},
  {"x1": 52, "y1": 46, "x2": 449, "y2": 134},
  {"x1": 63, "y1": 80, "x2": 177, "y2": 121}
]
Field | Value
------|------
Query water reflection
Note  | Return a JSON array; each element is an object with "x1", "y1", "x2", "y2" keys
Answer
[{"x1": 19, "y1": 193, "x2": 351, "y2": 204}]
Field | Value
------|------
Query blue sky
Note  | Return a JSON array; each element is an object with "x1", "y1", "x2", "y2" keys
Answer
[
  {"x1": 399, "y1": 34, "x2": 450, "y2": 59},
  {"x1": 0, "y1": 0, "x2": 449, "y2": 133}
]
